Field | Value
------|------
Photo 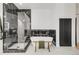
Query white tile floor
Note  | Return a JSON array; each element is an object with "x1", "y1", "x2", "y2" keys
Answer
[
  {"x1": 2, "y1": 43, "x2": 79, "y2": 55},
  {"x1": 25, "y1": 43, "x2": 79, "y2": 55}
]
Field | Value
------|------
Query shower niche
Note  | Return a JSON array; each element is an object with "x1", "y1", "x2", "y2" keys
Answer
[{"x1": 3, "y1": 3, "x2": 31, "y2": 53}]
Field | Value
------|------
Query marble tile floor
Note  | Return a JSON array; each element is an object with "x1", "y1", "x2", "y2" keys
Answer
[
  {"x1": 2, "y1": 43, "x2": 79, "y2": 55},
  {"x1": 8, "y1": 43, "x2": 28, "y2": 50},
  {"x1": 25, "y1": 43, "x2": 79, "y2": 55}
]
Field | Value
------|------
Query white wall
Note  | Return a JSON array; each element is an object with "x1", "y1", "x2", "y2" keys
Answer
[
  {"x1": 31, "y1": 3, "x2": 76, "y2": 47},
  {"x1": 0, "y1": 3, "x2": 3, "y2": 53},
  {"x1": 31, "y1": 9, "x2": 56, "y2": 29},
  {"x1": 55, "y1": 4, "x2": 76, "y2": 47},
  {"x1": 76, "y1": 4, "x2": 79, "y2": 45}
]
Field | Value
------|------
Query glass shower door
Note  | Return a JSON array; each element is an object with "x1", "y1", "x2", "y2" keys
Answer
[{"x1": 3, "y1": 3, "x2": 31, "y2": 53}]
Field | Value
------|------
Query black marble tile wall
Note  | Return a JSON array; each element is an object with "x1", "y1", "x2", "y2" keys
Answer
[{"x1": 3, "y1": 3, "x2": 18, "y2": 15}]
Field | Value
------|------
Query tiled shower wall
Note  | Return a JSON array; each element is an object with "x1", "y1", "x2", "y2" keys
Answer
[
  {"x1": 18, "y1": 11, "x2": 31, "y2": 43},
  {"x1": 3, "y1": 3, "x2": 18, "y2": 46}
]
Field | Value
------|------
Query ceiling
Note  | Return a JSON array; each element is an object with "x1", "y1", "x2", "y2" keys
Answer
[{"x1": 14, "y1": 3, "x2": 56, "y2": 9}]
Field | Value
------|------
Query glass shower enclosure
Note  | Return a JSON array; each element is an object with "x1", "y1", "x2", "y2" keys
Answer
[{"x1": 3, "y1": 3, "x2": 31, "y2": 53}]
